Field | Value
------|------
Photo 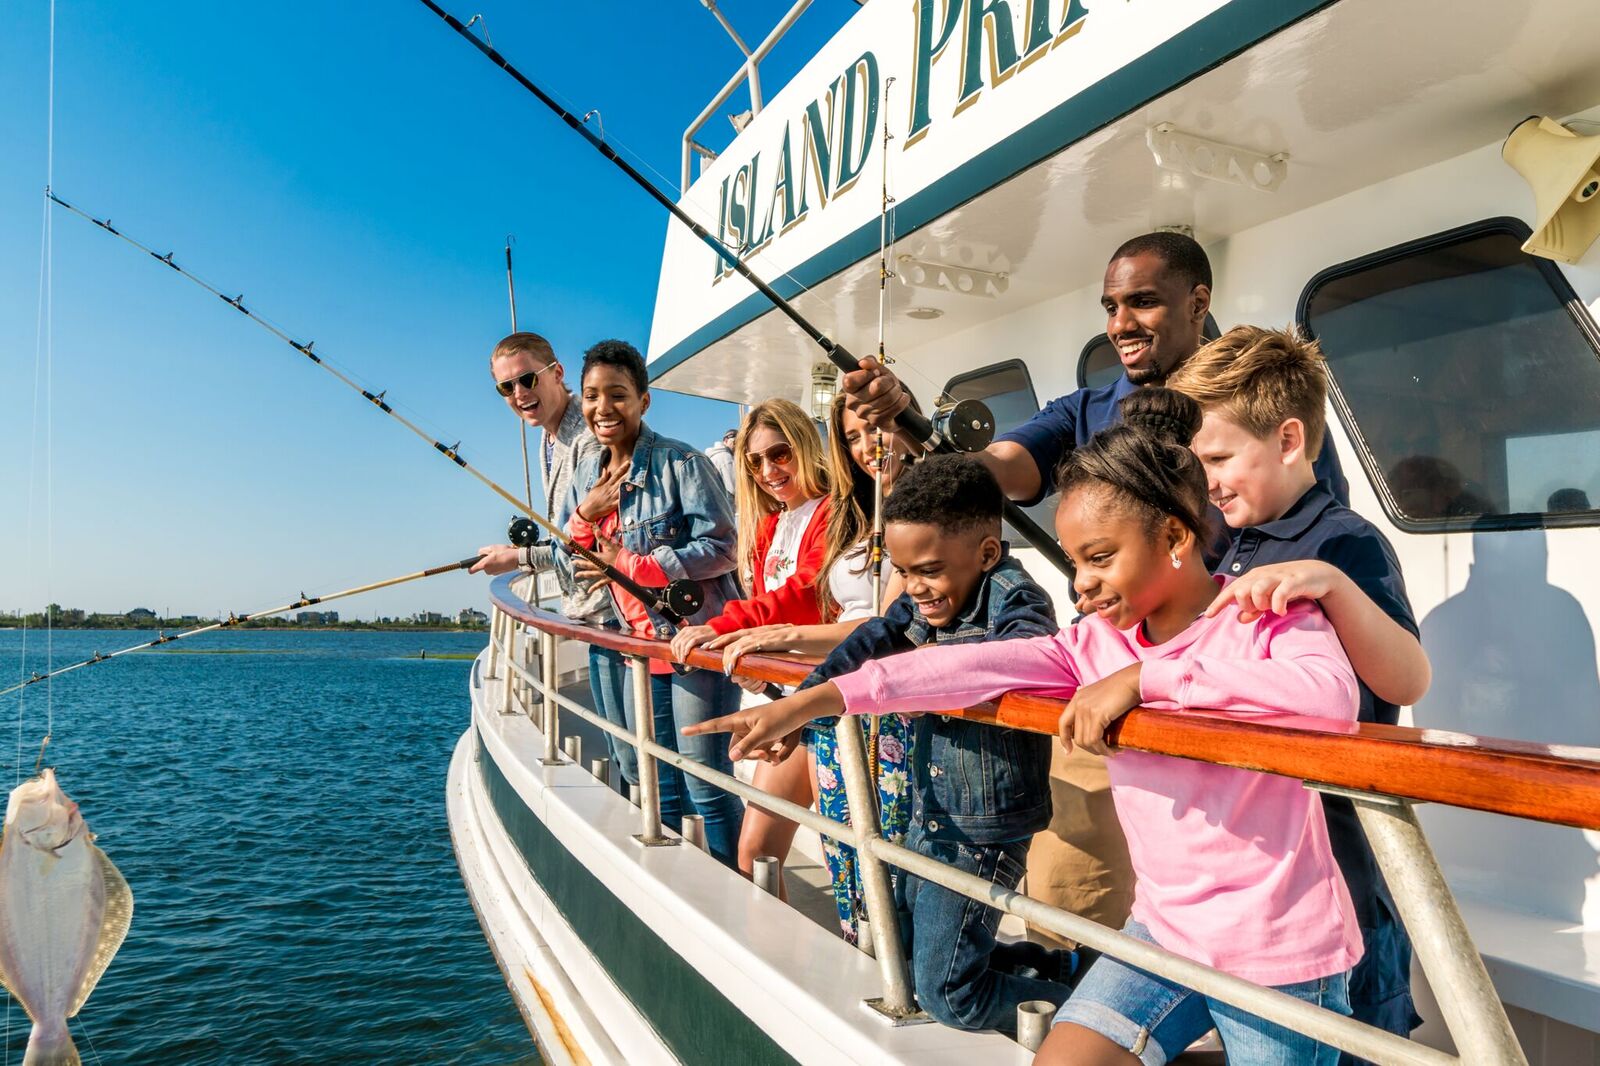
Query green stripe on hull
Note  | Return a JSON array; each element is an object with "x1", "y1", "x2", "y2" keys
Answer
[{"x1": 476, "y1": 736, "x2": 801, "y2": 1066}]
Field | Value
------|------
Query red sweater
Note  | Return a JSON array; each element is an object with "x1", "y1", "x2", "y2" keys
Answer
[{"x1": 707, "y1": 496, "x2": 832, "y2": 634}]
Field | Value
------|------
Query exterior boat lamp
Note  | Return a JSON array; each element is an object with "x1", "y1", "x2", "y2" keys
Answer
[
  {"x1": 810, "y1": 361, "x2": 839, "y2": 421},
  {"x1": 1502, "y1": 116, "x2": 1600, "y2": 264}
]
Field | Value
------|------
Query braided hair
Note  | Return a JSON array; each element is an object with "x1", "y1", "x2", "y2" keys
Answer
[{"x1": 1056, "y1": 387, "x2": 1211, "y2": 544}]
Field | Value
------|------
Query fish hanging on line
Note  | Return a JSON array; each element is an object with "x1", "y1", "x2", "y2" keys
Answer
[{"x1": 0, "y1": 768, "x2": 133, "y2": 1066}]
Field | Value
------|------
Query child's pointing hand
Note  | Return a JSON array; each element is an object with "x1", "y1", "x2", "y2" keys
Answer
[
  {"x1": 683, "y1": 682, "x2": 845, "y2": 761},
  {"x1": 1206, "y1": 560, "x2": 1346, "y2": 623}
]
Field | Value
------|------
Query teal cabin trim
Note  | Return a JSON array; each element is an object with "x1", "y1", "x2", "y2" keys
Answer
[{"x1": 649, "y1": 0, "x2": 1339, "y2": 383}]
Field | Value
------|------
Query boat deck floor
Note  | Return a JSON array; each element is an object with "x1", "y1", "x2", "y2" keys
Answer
[{"x1": 551, "y1": 683, "x2": 848, "y2": 936}]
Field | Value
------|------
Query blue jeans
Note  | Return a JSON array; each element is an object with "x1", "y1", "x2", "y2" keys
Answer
[
  {"x1": 649, "y1": 670, "x2": 744, "y2": 866},
  {"x1": 895, "y1": 826, "x2": 1075, "y2": 1034},
  {"x1": 1341, "y1": 906, "x2": 1420, "y2": 1065},
  {"x1": 587, "y1": 640, "x2": 635, "y2": 788},
  {"x1": 1054, "y1": 919, "x2": 1350, "y2": 1065}
]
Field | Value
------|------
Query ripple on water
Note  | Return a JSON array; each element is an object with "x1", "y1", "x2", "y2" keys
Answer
[{"x1": 0, "y1": 630, "x2": 540, "y2": 1065}]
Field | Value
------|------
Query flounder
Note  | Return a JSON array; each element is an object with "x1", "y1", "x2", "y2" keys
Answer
[{"x1": 0, "y1": 768, "x2": 132, "y2": 1066}]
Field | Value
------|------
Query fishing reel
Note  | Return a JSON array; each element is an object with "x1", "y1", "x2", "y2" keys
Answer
[
  {"x1": 657, "y1": 579, "x2": 704, "y2": 623},
  {"x1": 507, "y1": 516, "x2": 542, "y2": 548},
  {"x1": 929, "y1": 397, "x2": 995, "y2": 453}
]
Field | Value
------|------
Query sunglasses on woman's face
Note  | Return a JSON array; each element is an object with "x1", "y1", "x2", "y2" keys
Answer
[
  {"x1": 495, "y1": 364, "x2": 554, "y2": 397},
  {"x1": 745, "y1": 442, "x2": 795, "y2": 471}
]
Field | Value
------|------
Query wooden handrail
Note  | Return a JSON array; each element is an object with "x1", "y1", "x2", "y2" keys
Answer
[{"x1": 489, "y1": 579, "x2": 1600, "y2": 831}]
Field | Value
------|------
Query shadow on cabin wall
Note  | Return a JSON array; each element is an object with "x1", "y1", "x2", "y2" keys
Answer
[{"x1": 1414, "y1": 529, "x2": 1600, "y2": 927}]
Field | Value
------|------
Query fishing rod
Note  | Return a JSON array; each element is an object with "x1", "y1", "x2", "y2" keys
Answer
[
  {"x1": 47, "y1": 191, "x2": 704, "y2": 628},
  {"x1": 0, "y1": 555, "x2": 484, "y2": 701},
  {"x1": 868, "y1": 77, "x2": 895, "y2": 611},
  {"x1": 414, "y1": 1, "x2": 1073, "y2": 579},
  {"x1": 506, "y1": 234, "x2": 534, "y2": 511}
]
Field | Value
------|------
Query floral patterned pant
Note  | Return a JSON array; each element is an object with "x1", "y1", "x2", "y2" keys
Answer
[{"x1": 809, "y1": 714, "x2": 915, "y2": 943}]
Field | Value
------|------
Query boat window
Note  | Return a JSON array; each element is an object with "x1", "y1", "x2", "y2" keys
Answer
[
  {"x1": 1300, "y1": 219, "x2": 1600, "y2": 531},
  {"x1": 1077, "y1": 336, "x2": 1121, "y2": 391},
  {"x1": 941, "y1": 359, "x2": 1058, "y2": 531}
]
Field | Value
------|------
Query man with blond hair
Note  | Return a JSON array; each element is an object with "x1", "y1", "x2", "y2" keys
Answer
[{"x1": 471, "y1": 332, "x2": 633, "y2": 785}]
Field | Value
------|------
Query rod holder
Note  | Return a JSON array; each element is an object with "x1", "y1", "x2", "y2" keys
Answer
[
  {"x1": 681, "y1": 813, "x2": 708, "y2": 852},
  {"x1": 628, "y1": 783, "x2": 641, "y2": 807},
  {"x1": 589, "y1": 757, "x2": 611, "y2": 787},
  {"x1": 857, "y1": 917, "x2": 875, "y2": 957},
  {"x1": 752, "y1": 855, "x2": 781, "y2": 896},
  {"x1": 1017, "y1": 1000, "x2": 1056, "y2": 1052},
  {"x1": 563, "y1": 735, "x2": 582, "y2": 764}
]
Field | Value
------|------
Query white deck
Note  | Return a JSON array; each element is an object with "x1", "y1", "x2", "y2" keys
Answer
[{"x1": 452, "y1": 650, "x2": 1035, "y2": 1066}]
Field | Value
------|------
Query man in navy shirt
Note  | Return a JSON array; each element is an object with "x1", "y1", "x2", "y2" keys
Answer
[{"x1": 842, "y1": 231, "x2": 1347, "y2": 506}]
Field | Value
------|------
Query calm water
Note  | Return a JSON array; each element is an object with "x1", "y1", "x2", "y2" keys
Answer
[{"x1": 0, "y1": 629, "x2": 540, "y2": 1065}]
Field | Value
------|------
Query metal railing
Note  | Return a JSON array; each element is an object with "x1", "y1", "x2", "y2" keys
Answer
[
  {"x1": 482, "y1": 574, "x2": 1600, "y2": 1063},
  {"x1": 681, "y1": 0, "x2": 818, "y2": 191}
]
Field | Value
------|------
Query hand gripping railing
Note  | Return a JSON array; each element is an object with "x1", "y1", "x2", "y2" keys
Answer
[{"x1": 483, "y1": 574, "x2": 1600, "y2": 1064}]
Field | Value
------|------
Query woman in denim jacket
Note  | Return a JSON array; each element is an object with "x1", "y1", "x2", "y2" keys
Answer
[{"x1": 563, "y1": 340, "x2": 745, "y2": 864}]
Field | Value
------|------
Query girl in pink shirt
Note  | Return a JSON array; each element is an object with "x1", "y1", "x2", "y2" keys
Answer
[{"x1": 688, "y1": 390, "x2": 1362, "y2": 1064}]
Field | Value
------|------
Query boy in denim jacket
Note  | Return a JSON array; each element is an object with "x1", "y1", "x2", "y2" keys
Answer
[{"x1": 690, "y1": 455, "x2": 1083, "y2": 1034}]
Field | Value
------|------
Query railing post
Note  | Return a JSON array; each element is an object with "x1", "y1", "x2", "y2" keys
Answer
[
  {"x1": 1350, "y1": 793, "x2": 1528, "y2": 1066},
  {"x1": 833, "y1": 715, "x2": 917, "y2": 1018},
  {"x1": 500, "y1": 620, "x2": 518, "y2": 714},
  {"x1": 521, "y1": 624, "x2": 537, "y2": 715},
  {"x1": 629, "y1": 655, "x2": 674, "y2": 846},
  {"x1": 485, "y1": 609, "x2": 502, "y2": 680},
  {"x1": 539, "y1": 630, "x2": 561, "y2": 765}
]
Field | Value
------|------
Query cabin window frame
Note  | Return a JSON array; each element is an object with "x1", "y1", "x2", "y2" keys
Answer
[
  {"x1": 942, "y1": 357, "x2": 1041, "y2": 417},
  {"x1": 1296, "y1": 216, "x2": 1600, "y2": 534},
  {"x1": 940, "y1": 358, "x2": 1059, "y2": 531},
  {"x1": 1076, "y1": 335, "x2": 1118, "y2": 391}
]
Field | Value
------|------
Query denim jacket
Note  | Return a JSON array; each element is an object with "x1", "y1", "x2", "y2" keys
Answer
[
  {"x1": 801, "y1": 549, "x2": 1058, "y2": 844},
  {"x1": 562, "y1": 423, "x2": 741, "y2": 632}
]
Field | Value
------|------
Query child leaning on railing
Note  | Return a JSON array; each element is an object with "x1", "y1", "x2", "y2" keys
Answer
[
  {"x1": 691, "y1": 394, "x2": 1364, "y2": 1065},
  {"x1": 690, "y1": 454, "x2": 1090, "y2": 1037}
]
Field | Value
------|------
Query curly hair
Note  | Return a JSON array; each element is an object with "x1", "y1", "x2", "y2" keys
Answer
[
  {"x1": 883, "y1": 453, "x2": 1002, "y2": 537},
  {"x1": 1056, "y1": 387, "x2": 1211, "y2": 543},
  {"x1": 580, "y1": 339, "x2": 648, "y2": 394}
]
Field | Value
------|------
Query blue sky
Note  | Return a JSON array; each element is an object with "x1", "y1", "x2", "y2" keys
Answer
[{"x1": 0, "y1": 1, "x2": 853, "y2": 619}]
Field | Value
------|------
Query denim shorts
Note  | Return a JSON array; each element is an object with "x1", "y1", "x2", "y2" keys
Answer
[{"x1": 1053, "y1": 920, "x2": 1350, "y2": 1065}]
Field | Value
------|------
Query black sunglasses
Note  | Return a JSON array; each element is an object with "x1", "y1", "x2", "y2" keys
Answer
[{"x1": 495, "y1": 364, "x2": 556, "y2": 397}]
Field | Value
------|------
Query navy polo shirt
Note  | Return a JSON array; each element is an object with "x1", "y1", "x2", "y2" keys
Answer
[
  {"x1": 1219, "y1": 482, "x2": 1418, "y2": 933},
  {"x1": 996, "y1": 374, "x2": 1350, "y2": 508}
]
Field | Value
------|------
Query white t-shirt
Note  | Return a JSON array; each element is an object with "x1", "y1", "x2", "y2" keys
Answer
[
  {"x1": 828, "y1": 543, "x2": 875, "y2": 621},
  {"x1": 764, "y1": 496, "x2": 824, "y2": 592}
]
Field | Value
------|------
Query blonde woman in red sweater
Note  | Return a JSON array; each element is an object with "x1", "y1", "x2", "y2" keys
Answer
[{"x1": 670, "y1": 398, "x2": 832, "y2": 895}]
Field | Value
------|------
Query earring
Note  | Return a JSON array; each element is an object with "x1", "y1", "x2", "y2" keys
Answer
[{"x1": 1170, "y1": 551, "x2": 1182, "y2": 569}]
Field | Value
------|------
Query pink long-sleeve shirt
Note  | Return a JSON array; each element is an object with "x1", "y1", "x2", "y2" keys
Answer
[{"x1": 831, "y1": 598, "x2": 1364, "y2": 985}]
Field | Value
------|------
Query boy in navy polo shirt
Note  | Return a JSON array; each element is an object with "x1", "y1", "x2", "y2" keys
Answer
[{"x1": 1166, "y1": 326, "x2": 1429, "y2": 1060}]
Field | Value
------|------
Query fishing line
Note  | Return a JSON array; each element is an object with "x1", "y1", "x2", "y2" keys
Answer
[
  {"x1": 416, "y1": 1, "x2": 1072, "y2": 578},
  {"x1": 0, "y1": 556, "x2": 485, "y2": 701},
  {"x1": 17, "y1": 0, "x2": 59, "y2": 791},
  {"x1": 48, "y1": 193, "x2": 705, "y2": 627},
  {"x1": 505, "y1": 235, "x2": 534, "y2": 510}
]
